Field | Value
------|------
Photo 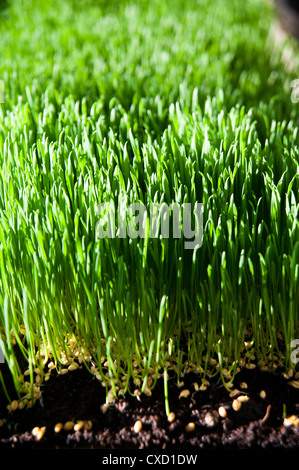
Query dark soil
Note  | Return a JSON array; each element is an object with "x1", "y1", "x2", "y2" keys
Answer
[{"x1": 1, "y1": 361, "x2": 299, "y2": 451}]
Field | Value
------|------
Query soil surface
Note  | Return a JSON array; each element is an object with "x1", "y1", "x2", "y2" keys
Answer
[{"x1": 1, "y1": 361, "x2": 299, "y2": 451}]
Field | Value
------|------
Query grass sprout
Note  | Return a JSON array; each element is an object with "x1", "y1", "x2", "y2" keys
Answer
[{"x1": 0, "y1": 0, "x2": 298, "y2": 410}]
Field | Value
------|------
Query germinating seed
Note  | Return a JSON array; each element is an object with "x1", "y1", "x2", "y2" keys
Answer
[
  {"x1": 74, "y1": 421, "x2": 84, "y2": 432},
  {"x1": 107, "y1": 390, "x2": 115, "y2": 403},
  {"x1": 64, "y1": 421, "x2": 74, "y2": 431},
  {"x1": 84, "y1": 420, "x2": 93, "y2": 431},
  {"x1": 31, "y1": 426, "x2": 41, "y2": 437},
  {"x1": 185, "y1": 422, "x2": 195, "y2": 433},
  {"x1": 288, "y1": 381, "x2": 299, "y2": 389},
  {"x1": 36, "y1": 426, "x2": 46, "y2": 441},
  {"x1": 260, "y1": 390, "x2": 266, "y2": 399},
  {"x1": 147, "y1": 376, "x2": 153, "y2": 387},
  {"x1": 179, "y1": 389, "x2": 190, "y2": 399},
  {"x1": 232, "y1": 399, "x2": 242, "y2": 411},
  {"x1": 100, "y1": 403, "x2": 109, "y2": 414},
  {"x1": 9, "y1": 400, "x2": 18, "y2": 412},
  {"x1": 167, "y1": 412, "x2": 176, "y2": 423},
  {"x1": 237, "y1": 395, "x2": 249, "y2": 402},
  {"x1": 240, "y1": 382, "x2": 248, "y2": 389},
  {"x1": 133, "y1": 420, "x2": 142, "y2": 433},
  {"x1": 246, "y1": 363, "x2": 256, "y2": 369},
  {"x1": 54, "y1": 423, "x2": 63, "y2": 433},
  {"x1": 218, "y1": 406, "x2": 227, "y2": 418},
  {"x1": 283, "y1": 415, "x2": 299, "y2": 427}
]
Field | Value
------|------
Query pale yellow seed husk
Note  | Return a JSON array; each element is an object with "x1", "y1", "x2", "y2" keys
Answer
[
  {"x1": 64, "y1": 421, "x2": 74, "y2": 431},
  {"x1": 218, "y1": 406, "x2": 227, "y2": 418},
  {"x1": 240, "y1": 382, "x2": 248, "y2": 389},
  {"x1": 36, "y1": 426, "x2": 46, "y2": 441},
  {"x1": 232, "y1": 399, "x2": 242, "y2": 411},
  {"x1": 133, "y1": 420, "x2": 142, "y2": 433},
  {"x1": 100, "y1": 403, "x2": 109, "y2": 414},
  {"x1": 167, "y1": 412, "x2": 176, "y2": 423},
  {"x1": 54, "y1": 423, "x2": 63, "y2": 433},
  {"x1": 289, "y1": 380, "x2": 299, "y2": 389},
  {"x1": 246, "y1": 363, "x2": 256, "y2": 369},
  {"x1": 193, "y1": 382, "x2": 200, "y2": 391},
  {"x1": 260, "y1": 390, "x2": 266, "y2": 399},
  {"x1": 283, "y1": 415, "x2": 299, "y2": 427},
  {"x1": 31, "y1": 426, "x2": 40, "y2": 437},
  {"x1": 107, "y1": 390, "x2": 115, "y2": 404},
  {"x1": 185, "y1": 422, "x2": 195, "y2": 433},
  {"x1": 237, "y1": 395, "x2": 249, "y2": 402},
  {"x1": 74, "y1": 421, "x2": 84, "y2": 432},
  {"x1": 179, "y1": 389, "x2": 190, "y2": 399},
  {"x1": 84, "y1": 420, "x2": 93, "y2": 431}
]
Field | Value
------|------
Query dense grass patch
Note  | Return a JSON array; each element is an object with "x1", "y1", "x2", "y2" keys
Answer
[{"x1": 0, "y1": 0, "x2": 298, "y2": 409}]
